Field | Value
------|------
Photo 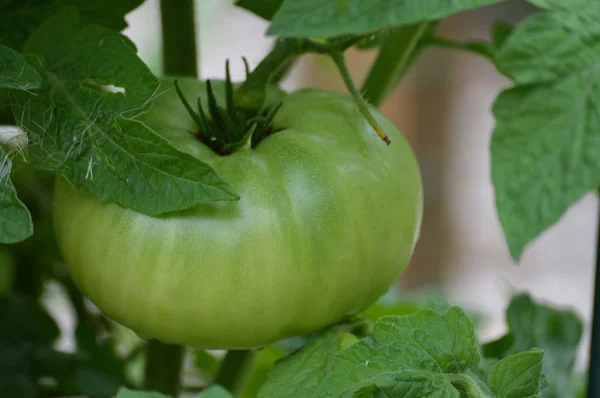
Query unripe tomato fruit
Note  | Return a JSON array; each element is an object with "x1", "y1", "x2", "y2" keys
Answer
[{"x1": 53, "y1": 78, "x2": 423, "y2": 349}]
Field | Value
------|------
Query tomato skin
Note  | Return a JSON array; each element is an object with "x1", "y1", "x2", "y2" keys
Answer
[{"x1": 53, "y1": 78, "x2": 423, "y2": 349}]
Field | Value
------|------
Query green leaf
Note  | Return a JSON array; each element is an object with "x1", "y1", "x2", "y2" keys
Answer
[
  {"x1": 361, "y1": 290, "x2": 473, "y2": 326},
  {"x1": 488, "y1": 349, "x2": 546, "y2": 398},
  {"x1": 0, "y1": 341, "x2": 36, "y2": 398},
  {"x1": 73, "y1": 322, "x2": 128, "y2": 397},
  {"x1": 482, "y1": 334, "x2": 514, "y2": 359},
  {"x1": 238, "y1": 345, "x2": 292, "y2": 398},
  {"x1": 0, "y1": 248, "x2": 15, "y2": 293},
  {"x1": 116, "y1": 387, "x2": 171, "y2": 398},
  {"x1": 424, "y1": 36, "x2": 495, "y2": 59},
  {"x1": 0, "y1": 293, "x2": 126, "y2": 398},
  {"x1": 235, "y1": 0, "x2": 283, "y2": 20},
  {"x1": 491, "y1": 21, "x2": 513, "y2": 50},
  {"x1": 0, "y1": 294, "x2": 59, "y2": 344},
  {"x1": 15, "y1": 8, "x2": 238, "y2": 215},
  {"x1": 0, "y1": 295, "x2": 75, "y2": 398},
  {"x1": 0, "y1": 148, "x2": 33, "y2": 244},
  {"x1": 259, "y1": 308, "x2": 493, "y2": 398},
  {"x1": 526, "y1": 0, "x2": 588, "y2": 11},
  {"x1": 257, "y1": 323, "x2": 360, "y2": 398},
  {"x1": 361, "y1": 300, "x2": 423, "y2": 322},
  {"x1": 75, "y1": 366, "x2": 122, "y2": 397},
  {"x1": 194, "y1": 349, "x2": 219, "y2": 378},
  {"x1": 0, "y1": 0, "x2": 145, "y2": 50},
  {"x1": 356, "y1": 23, "x2": 439, "y2": 50},
  {"x1": 199, "y1": 385, "x2": 234, "y2": 398},
  {"x1": 63, "y1": 117, "x2": 238, "y2": 215},
  {"x1": 0, "y1": 45, "x2": 41, "y2": 91},
  {"x1": 268, "y1": 0, "x2": 505, "y2": 39},
  {"x1": 491, "y1": 1, "x2": 600, "y2": 259},
  {"x1": 312, "y1": 308, "x2": 481, "y2": 398},
  {"x1": 482, "y1": 294, "x2": 582, "y2": 398}
]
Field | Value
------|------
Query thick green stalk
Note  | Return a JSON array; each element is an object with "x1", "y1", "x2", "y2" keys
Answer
[
  {"x1": 142, "y1": 1, "x2": 196, "y2": 395},
  {"x1": 143, "y1": 340, "x2": 185, "y2": 396},
  {"x1": 234, "y1": 39, "x2": 304, "y2": 110},
  {"x1": 160, "y1": 0, "x2": 198, "y2": 77},
  {"x1": 213, "y1": 350, "x2": 256, "y2": 395},
  {"x1": 361, "y1": 23, "x2": 429, "y2": 106}
]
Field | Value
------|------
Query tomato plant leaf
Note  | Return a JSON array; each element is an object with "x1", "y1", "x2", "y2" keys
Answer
[
  {"x1": 526, "y1": 0, "x2": 588, "y2": 11},
  {"x1": 0, "y1": 46, "x2": 41, "y2": 91},
  {"x1": 491, "y1": 21, "x2": 513, "y2": 50},
  {"x1": 194, "y1": 349, "x2": 219, "y2": 379},
  {"x1": 267, "y1": 0, "x2": 505, "y2": 39},
  {"x1": 312, "y1": 307, "x2": 484, "y2": 397},
  {"x1": 199, "y1": 385, "x2": 234, "y2": 398},
  {"x1": 488, "y1": 349, "x2": 547, "y2": 398},
  {"x1": 235, "y1": 0, "x2": 283, "y2": 21},
  {"x1": 0, "y1": 294, "x2": 59, "y2": 344},
  {"x1": 0, "y1": 341, "x2": 37, "y2": 398},
  {"x1": 59, "y1": 116, "x2": 239, "y2": 215},
  {"x1": 490, "y1": 1, "x2": 600, "y2": 259},
  {"x1": 0, "y1": 293, "x2": 134, "y2": 398},
  {"x1": 239, "y1": 345, "x2": 286, "y2": 398},
  {"x1": 0, "y1": 45, "x2": 36, "y2": 244},
  {"x1": 258, "y1": 323, "x2": 360, "y2": 398},
  {"x1": 116, "y1": 388, "x2": 171, "y2": 398},
  {"x1": 0, "y1": 0, "x2": 144, "y2": 51},
  {"x1": 14, "y1": 8, "x2": 238, "y2": 215},
  {"x1": 0, "y1": 148, "x2": 33, "y2": 244},
  {"x1": 482, "y1": 294, "x2": 582, "y2": 398},
  {"x1": 258, "y1": 308, "x2": 546, "y2": 398}
]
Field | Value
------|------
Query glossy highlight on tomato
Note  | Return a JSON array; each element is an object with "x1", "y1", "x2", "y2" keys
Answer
[{"x1": 53, "y1": 78, "x2": 423, "y2": 349}]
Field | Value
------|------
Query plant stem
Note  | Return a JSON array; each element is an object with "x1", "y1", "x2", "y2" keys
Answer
[
  {"x1": 160, "y1": 0, "x2": 198, "y2": 77},
  {"x1": 588, "y1": 205, "x2": 600, "y2": 396},
  {"x1": 331, "y1": 52, "x2": 390, "y2": 145},
  {"x1": 143, "y1": 340, "x2": 185, "y2": 396},
  {"x1": 142, "y1": 2, "x2": 195, "y2": 394},
  {"x1": 361, "y1": 23, "x2": 429, "y2": 107},
  {"x1": 213, "y1": 350, "x2": 256, "y2": 395},
  {"x1": 450, "y1": 375, "x2": 492, "y2": 398},
  {"x1": 424, "y1": 36, "x2": 494, "y2": 60},
  {"x1": 235, "y1": 39, "x2": 304, "y2": 110}
]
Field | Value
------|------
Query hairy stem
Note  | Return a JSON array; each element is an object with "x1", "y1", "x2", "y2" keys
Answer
[
  {"x1": 235, "y1": 39, "x2": 304, "y2": 110},
  {"x1": 361, "y1": 23, "x2": 429, "y2": 106},
  {"x1": 143, "y1": 340, "x2": 185, "y2": 396},
  {"x1": 331, "y1": 52, "x2": 390, "y2": 145},
  {"x1": 213, "y1": 350, "x2": 256, "y2": 395},
  {"x1": 160, "y1": 0, "x2": 198, "y2": 77}
]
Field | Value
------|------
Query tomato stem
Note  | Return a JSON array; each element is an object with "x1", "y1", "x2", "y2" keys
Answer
[
  {"x1": 361, "y1": 23, "x2": 429, "y2": 107},
  {"x1": 143, "y1": 340, "x2": 185, "y2": 396},
  {"x1": 234, "y1": 39, "x2": 303, "y2": 111},
  {"x1": 331, "y1": 52, "x2": 391, "y2": 145},
  {"x1": 142, "y1": 2, "x2": 196, "y2": 388},
  {"x1": 160, "y1": 0, "x2": 198, "y2": 77},
  {"x1": 213, "y1": 349, "x2": 256, "y2": 395}
]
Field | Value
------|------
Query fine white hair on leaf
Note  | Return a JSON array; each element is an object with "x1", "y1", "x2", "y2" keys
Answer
[
  {"x1": 0, "y1": 149, "x2": 12, "y2": 184},
  {"x1": 86, "y1": 156, "x2": 94, "y2": 180},
  {"x1": 0, "y1": 125, "x2": 29, "y2": 161}
]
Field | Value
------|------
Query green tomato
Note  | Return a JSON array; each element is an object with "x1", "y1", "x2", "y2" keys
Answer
[{"x1": 53, "y1": 78, "x2": 423, "y2": 349}]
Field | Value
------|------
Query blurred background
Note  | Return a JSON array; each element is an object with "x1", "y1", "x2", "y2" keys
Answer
[{"x1": 39, "y1": 0, "x2": 596, "y2": 374}]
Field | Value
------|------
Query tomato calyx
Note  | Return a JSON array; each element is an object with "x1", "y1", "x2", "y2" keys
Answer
[{"x1": 174, "y1": 61, "x2": 282, "y2": 156}]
